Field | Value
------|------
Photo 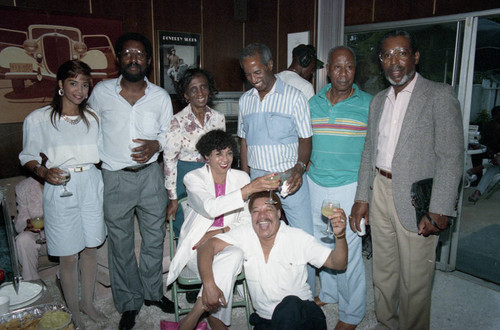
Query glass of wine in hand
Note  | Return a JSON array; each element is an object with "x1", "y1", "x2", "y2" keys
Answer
[
  {"x1": 321, "y1": 199, "x2": 340, "y2": 236},
  {"x1": 265, "y1": 174, "x2": 280, "y2": 204},
  {"x1": 59, "y1": 169, "x2": 73, "y2": 197}
]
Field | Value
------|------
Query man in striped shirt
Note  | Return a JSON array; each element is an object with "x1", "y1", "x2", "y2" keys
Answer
[
  {"x1": 237, "y1": 43, "x2": 316, "y2": 291},
  {"x1": 307, "y1": 46, "x2": 372, "y2": 330}
]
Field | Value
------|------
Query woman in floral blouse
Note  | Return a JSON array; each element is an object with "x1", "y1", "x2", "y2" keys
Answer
[{"x1": 163, "y1": 68, "x2": 225, "y2": 237}]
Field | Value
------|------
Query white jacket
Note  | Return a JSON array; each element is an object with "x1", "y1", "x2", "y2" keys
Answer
[{"x1": 166, "y1": 165, "x2": 251, "y2": 286}]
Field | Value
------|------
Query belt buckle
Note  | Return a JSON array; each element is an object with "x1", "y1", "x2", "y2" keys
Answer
[{"x1": 74, "y1": 166, "x2": 83, "y2": 172}]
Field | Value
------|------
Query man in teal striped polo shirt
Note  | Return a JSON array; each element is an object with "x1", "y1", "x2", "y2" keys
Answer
[{"x1": 307, "y1": 46, "x2": 372, "y2": 330}]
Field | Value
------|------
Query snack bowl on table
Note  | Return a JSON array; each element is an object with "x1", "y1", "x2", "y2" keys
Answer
[{"x1": 0, "y1": 302, "x2": 72, "y2": 329}]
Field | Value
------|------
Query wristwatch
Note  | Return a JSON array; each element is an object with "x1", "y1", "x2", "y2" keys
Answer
[{"x1": 296, "y1": 161, "x2": 306, "y2": 173}]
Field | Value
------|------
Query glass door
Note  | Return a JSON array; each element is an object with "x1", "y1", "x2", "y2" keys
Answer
[{"x1": 456, "y1": 16, "x2": 500, "y2": 284}]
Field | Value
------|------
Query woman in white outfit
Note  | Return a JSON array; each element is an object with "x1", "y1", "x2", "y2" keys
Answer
[
  {"x1": 19, "y1": 60, "x2": 107, "y2": 329},
  {"x1": 166, "y1": 130, "x2": 278, "y2": 330}
]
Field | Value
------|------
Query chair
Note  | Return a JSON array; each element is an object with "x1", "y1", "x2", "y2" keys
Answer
[
  {"x1": 485, "y1": 173, "x2": 500, "y2": 199},
  {"x1": 168, "y1": 197, "x2": 252, "y2": 329}
]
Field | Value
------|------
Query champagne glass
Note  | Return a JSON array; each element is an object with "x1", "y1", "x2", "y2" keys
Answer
[
  {"x1": 60, "y1": 169, "x2": 73, "y2": 197},
  {"x1": 265, "y1": 174, "x2": 280, "y2": 204},
  {"x1": 321, "y1": 199, "x2": 340, "y2": 236},
  {"x1": 32, "y1": 216, "x2": 46, "y2": 244}
]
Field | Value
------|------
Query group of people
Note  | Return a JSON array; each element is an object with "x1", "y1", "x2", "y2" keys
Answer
[{"x1": 16, "y1": 28, "x2": 463, "y2": 330}]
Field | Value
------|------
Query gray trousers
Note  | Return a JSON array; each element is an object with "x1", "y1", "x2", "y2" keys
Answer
[{"x1": 102, "y1": 162, "x2": 168, "y2": 313}]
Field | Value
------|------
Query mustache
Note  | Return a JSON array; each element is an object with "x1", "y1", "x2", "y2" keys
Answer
[
  {"x1": 388, "y1": 65, "x2": 404, "y2": 72},
  {"x1": 126, "y1": 63, "x2": 140, "y2": 70}
]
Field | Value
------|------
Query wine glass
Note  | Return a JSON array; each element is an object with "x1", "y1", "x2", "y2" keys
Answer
[
  {"x1": 321, "y1": 199, "x2": 340, "y2": 236},
  {"x1": 32, "y1": 216, "x2": 46, "y2": 244},
  {"x1": 265, "y1": 174, "x2": 280, "y2": 204},
  {"x1": 60, "y1": 169, "x2": 73, "y2": 197}
]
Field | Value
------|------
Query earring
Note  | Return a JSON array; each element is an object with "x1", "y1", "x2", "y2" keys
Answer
[{"x1": 58, "y1": 88, "x2": 64, "y2": 96}]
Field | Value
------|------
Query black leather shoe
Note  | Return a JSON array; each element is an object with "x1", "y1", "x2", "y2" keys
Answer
[
  {"x1": 119, "y1": 310, "x2": 138, "y2": 330},
  {"x1": 144, "y1": 296, "x2": 175, "y2": 313},
  {"x1": 186, "y1": 290, "x2": 199, "y2": 304}
]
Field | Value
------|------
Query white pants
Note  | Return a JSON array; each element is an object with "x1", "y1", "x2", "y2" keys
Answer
[
  {"x1": 186, "y1": 245, "x2": 244, "y2": 326},
  {"x1": 15, "y1": 231, "x2": 47, "y2": 281}
]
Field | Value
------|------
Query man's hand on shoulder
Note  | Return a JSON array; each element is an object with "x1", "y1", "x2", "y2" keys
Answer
[{"x1": 418, "y1": 212, "x2": 450, "y2": 237}]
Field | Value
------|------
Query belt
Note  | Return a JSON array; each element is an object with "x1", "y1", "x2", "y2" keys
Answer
[
  {"x1": 122, "y1": 163, "x2": 152, "y2": 173},
  {"x1": 66, "y1": 165, "x2": 93, "y2": 172},
  {"x1": 376, "y1": 167, "x2": 392, "y2": 179}
]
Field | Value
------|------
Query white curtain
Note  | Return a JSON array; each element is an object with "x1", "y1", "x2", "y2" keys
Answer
[{"x1": 316, "y1": 0, "x2": 345, "y2": 91}]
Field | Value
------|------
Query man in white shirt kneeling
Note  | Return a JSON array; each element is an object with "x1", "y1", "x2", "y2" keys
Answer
[{"x1": 179, "y1": 191, "x2": 348, "y2": 330}]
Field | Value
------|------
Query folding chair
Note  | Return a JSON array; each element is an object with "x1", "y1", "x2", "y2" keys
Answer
[{"x1": 168, "y1": 197, "x2": 252, "y2": 329}]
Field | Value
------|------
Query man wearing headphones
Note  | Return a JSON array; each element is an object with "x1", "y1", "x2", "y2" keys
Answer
[{"x1": 277, "y1": 44, "x2": 323, "y2": 100}]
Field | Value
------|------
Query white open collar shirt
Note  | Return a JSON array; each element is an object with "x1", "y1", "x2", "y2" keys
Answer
[
  {"x1": 88, "y1": 76, "x2": 173, "y2": 171},
  {"x1": 216, "y1": 222, "x2": 331, "y2": 319}
]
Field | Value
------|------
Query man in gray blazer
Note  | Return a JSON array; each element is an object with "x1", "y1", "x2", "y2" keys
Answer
[{"x1": 349, "y1": 30, "x2": 463, "y2": 329}]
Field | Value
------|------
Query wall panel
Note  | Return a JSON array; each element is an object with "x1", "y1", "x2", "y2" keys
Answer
[
  {"x1": 15, "y1": 0, "x2": 90, "y2": 13},
  {"x1": 203, "y1": 0, "x2": 244, "y2": 91},
  {"x1": 277, "y1": 1, "x2": 316, "y2": 72},
  {"x1": 373, "y1": 0, "x2": 434, "y2": 23},
  {"x1": 435, "y1": 0, "x2": 499, "y2": 16},
  {"x1": 345, "y1": 0, "x2": 373, "y2": 26},
  {"x1": 154, "y1": 0, "x2": 201, "y2": 32}
]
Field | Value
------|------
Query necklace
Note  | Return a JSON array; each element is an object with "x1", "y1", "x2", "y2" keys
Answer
[
  {"x1": 62, "y1": 114, "x2": 82, "y2": 125},
  {"x1": 329, "y1": 87, "x2": 354, "y2": 105}
]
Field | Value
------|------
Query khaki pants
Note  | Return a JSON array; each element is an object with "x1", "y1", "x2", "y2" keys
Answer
[{"x1": 370, "y1": 173, "x2": 438, "y2": 330}]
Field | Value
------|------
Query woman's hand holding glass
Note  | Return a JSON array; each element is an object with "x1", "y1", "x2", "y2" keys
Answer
[
  {"x1": 38, "y1": 167, "x2": 68, "y2": 185},
  {"x1": 241, "y1": 174, "x2": 280, "y2": 200}
]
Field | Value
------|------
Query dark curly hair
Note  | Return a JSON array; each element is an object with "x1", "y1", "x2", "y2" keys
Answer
[
  {"x1": 115, "y1": 32, "x2": 153, "y2": 59},
  {"x1": 50, "y1": 60, "x2": 97, "y2": 129},
  {"x1": 176, "y1": 68, "x2": 219, "y2": 107},
  {"x1": 196, "y1": 129, "x2": 237, "y2": 158}
]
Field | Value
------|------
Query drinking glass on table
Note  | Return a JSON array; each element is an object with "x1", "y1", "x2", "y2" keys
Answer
[
  {"x1": 31, "y1": 216, "x2": 46, "y2": 244},
  {"x1": 321, "y1": 199, "x2": 340, "y2": 236},
  {"x1": 59, "y1": 169, "x2": 72, "y2": 197}
]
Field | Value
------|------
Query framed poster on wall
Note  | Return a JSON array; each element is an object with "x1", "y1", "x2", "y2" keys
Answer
[
  {"x1": 0, "y1": 6, "x2": 122, "y2": 124},
  {"x1": 158, "y1": 31, "x2": 201, "y2": 95}
]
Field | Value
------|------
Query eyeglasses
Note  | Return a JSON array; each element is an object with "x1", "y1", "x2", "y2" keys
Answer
[
  {"x1": 120, "y1": 49, "x2": 147, "y2": 60},
  {"x1": 379, "y1": 48, "x2": 411, "y2": 63}
]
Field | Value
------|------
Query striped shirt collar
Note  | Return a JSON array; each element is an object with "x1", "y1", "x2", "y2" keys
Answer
[{"x1": 249, "y1": 75, "x2": 285, "y2": 98}]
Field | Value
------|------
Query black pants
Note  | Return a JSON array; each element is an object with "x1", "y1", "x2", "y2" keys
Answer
[{"x1": 249, "y1": 295, "x2": 327, "y2": 330}]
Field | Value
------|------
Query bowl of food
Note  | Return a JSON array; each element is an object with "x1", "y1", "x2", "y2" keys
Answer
[{"x1": 0, "y1": 303, "x2": 72, "y2": 329}]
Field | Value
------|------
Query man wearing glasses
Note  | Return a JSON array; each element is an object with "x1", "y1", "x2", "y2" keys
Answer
[
  {"x1": 349, "y1": 30, "x2": 463, "y2": 329},
  {"x1": 89, "y1": 32, "x2": 174, "y2": 330}
]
